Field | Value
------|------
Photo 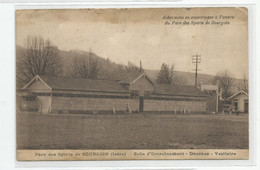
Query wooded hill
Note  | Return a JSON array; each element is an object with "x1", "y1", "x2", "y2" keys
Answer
[{"x1": 16, "y1": 45, "x2": 245, "y2": 93}]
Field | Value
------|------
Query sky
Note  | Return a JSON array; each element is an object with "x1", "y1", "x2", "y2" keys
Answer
[{"x1": 16, "y1": 8, "x2": 248, "y2": 79}]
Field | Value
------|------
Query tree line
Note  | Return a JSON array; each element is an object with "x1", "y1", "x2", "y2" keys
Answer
[
  {"x1": 17, "y1": 36, "x2": 247, "y2": 100},
  {"x1": 157, "y1": 63, "x2": 248, "y2": 100},
  {"x1": 16, "y1": 36, "x2": 142, "y2": 86}
]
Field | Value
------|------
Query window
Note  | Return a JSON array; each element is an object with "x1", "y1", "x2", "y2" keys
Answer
[{"x1": 26, "y1": 96, "x2": 36, "y2": 101}]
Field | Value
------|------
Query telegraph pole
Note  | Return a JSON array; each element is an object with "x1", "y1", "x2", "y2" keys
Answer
[{"x1": 192, "y1": 54, "x2": 201, "y2": 87}]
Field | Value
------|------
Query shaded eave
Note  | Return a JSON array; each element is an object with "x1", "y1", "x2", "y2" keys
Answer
[
  {"x1": 51, "y1": 88, "x2": 130, "y2": 94},
  {"x1": 16, "y1": 90, "x2": 36, "y2": 97},
  {"x1": 152, "y1": 92, "x2": 207, "y2": 97}
]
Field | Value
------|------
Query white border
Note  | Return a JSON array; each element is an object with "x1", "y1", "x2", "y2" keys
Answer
[{"x1": 0, "y1": 1, "x2": 259, "y2": 169}]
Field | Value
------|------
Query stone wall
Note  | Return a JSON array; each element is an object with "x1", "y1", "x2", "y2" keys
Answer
[
  {"x1": 51, "y1": 96, "x2": 139, "y2": 112},
  {"x1": 50, "y1": 96, "x2": 206, "y2": 113},
  {"x1": 144, "y1": 99, "x2": 206, "y2": 112}
]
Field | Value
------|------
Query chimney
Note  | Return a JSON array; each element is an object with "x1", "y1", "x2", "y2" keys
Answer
[{"x1": 139, "y1": 60, "x2": 143, "y2": 72}]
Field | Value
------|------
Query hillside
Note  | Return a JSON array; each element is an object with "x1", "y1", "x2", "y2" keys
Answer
[
  {"x1": 16, "y1": 45, "x2": 141, "y2": 87},
  {"x1": 16, "y1": 45, "x2": 245, "y2": 93}
]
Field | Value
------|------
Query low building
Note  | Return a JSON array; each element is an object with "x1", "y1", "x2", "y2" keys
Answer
[
  {"x1": 18, "y1": 73, "x2": 207, "y2": 114},
  {"x1": 228, "y1": 90, "x2": 248, "y2": 113}
]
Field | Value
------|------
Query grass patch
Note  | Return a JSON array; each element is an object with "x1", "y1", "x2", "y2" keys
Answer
[{"x1": 17, "y1": 111, "x2": 248, "y2": 149}]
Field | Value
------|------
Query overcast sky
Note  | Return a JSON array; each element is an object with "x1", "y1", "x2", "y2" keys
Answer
[{"x1": 16, "y1": 8, "x2": 248, "y2": 79}]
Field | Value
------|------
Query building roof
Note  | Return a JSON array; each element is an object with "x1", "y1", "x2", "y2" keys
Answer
[
  {"x1": 119, "y1": 72, "x2": 155, "y2": 86},
  {"x1": 23, "y1": 75, "x2": 207, "y2": 97},
  {"x1": 27, "y1": 75, "x2": 129, "y2": 93},
  {"x1": 118, "y1": 73, "x2": 141, "y2": 85},
  {"x1": 228, "y1": 89, "x2": 248, "y2": 99},
  {"x1": 153, "y1": 84, "x2": 207, "y2": 97}
]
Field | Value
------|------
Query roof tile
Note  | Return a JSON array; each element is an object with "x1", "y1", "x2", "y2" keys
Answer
[
  {"x1": 154, "y1": 84, "x2": 206, "y2": 97},
  {"x1": 40, "y1": 76, "x2": 129, "y2": 93}
]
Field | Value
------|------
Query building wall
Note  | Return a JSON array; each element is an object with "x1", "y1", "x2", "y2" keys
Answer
[
  {"x1": 129, "y1": 75, "x2": 154, "y2": 96},
  {"x1": 144, "y1": 99, "x2": 207, "y2": 112},
  {"x1": 18, "y1": 96, "x2": 40, "y2": 112},
  {"x1": 27, "y1": 78, "x2": 51, "y2": 93},
  {"x1": 51, "y1": 96, "x2": 139, "y2": 112},
  {"x1": 231, "y1": 93, "x2": 248, "y2": 112},
  {"x1": 38, "y1": 96, "x2": 52, "y2": 114}
]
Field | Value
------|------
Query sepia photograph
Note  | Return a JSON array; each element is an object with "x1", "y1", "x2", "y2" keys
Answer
[{"x1": 15, "y1": 7, "x2": 249, "y2": 160}]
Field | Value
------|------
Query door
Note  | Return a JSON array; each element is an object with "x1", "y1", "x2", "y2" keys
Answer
[
  {"x1": 244, "y1": 100, "x2": 248, "y2": 113},
  {"x1": 234, "y1": 100, "x2": 238, "y2": 111},
  {"x1": 139, "y1": 96, "x2": 144, "y2": 112}
]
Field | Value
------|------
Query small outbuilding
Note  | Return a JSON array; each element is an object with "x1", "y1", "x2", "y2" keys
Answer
[{"x1": 228, "y1": 90, "x2": 248, "y2": 113}]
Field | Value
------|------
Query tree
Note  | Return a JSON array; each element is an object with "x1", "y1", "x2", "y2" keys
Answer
[
  {"x1": 157, "y1": 63, "x2": 174, "y2": 84},
  {"x1": 71, "y1": 51, "x2": 101, "y2": 79},
  {"x1": 17, "y1": 36, "x2": 62, "y2": 85},
  {"x1": 214, "y1": 70, "x2": 234, "y2": 99},
  {"x1": 125, "y1": 61, "x2": 141, "y2": 73}
]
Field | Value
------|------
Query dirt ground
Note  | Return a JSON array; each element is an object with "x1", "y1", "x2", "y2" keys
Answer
[{"x1": 16, "y1": 112, "x2": 248, "y2": 149}]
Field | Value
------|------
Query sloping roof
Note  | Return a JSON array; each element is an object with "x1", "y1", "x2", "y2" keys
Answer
[
  {"x1": 119, "y1": 72, "x2": 155, "y2": 85},
  {"x1": 23, "y1": 75, "x2": 206, "y2": 96},
  {"x1": 119, "y1": 73, "x2": 141, "y2": 84},
  {"x1": 38, "y1": 75, "x2": 129, "y2": 93},
  {"x1": 228, "y1": 90, "x2": 248, "y2": 99},
  {"x1": 153, "y1": 84, "x2": 207, "y2": 97}
]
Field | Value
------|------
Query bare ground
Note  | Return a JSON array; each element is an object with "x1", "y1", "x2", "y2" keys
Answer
[{"x1": 17, "y1": 112, "x2": 248, "y2": 149}]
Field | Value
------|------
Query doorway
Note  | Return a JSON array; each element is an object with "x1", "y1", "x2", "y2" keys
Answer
[
  {"x1": 234, "y1": 99, "x2": 238, "y2": 111},
  {"x1": 244, "y1": 100, "x2": 248, "y2": 113},
  {"x1": 139, "y1": 96, "x2": 144, "y2": 112}
]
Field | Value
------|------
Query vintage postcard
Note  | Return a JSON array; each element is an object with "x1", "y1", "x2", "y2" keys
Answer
[{"x1": 16, "y1": 7, "x2": 249, "y2": 161}]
